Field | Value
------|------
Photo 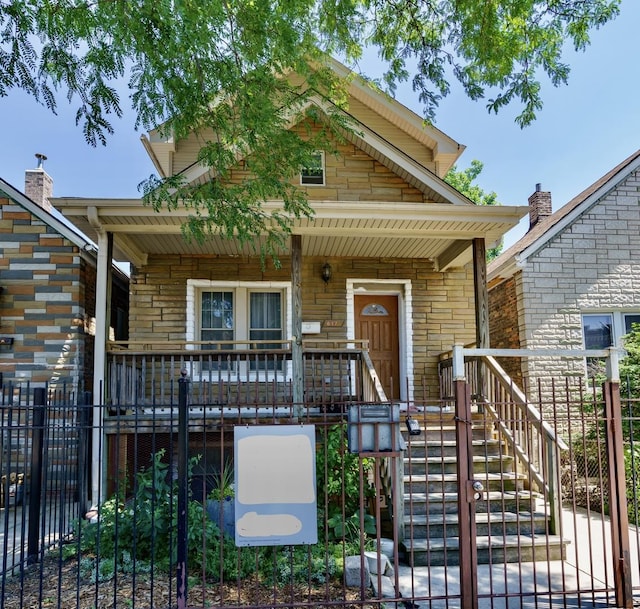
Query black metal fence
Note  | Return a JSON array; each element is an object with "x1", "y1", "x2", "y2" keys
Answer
[{"x1": 0, "y1": 378, "x2": 638, "y2": 609}]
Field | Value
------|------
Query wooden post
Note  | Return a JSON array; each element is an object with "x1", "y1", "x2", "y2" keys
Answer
[
  {"x1": 472, "y1": 238, "x2": 489, "y2": 401},
  {"x1": 291, "y1": 235, "x2": 304, "y2": 416}
]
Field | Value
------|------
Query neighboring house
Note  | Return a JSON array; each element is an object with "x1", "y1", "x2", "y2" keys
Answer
[
  {"x1": 0, "y1": 161, "x2": 129, "y2": 397},
  {"x1": 487, "y1": 149, "x2": 640, "y2": 389},
  {"x1": 54, "y1": 60, "x2": 526, "y2": 409}
]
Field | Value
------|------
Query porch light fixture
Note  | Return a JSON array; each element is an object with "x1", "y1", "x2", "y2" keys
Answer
[{"x1": 321, "y1": 262, "x2": 332, "y2": 284}]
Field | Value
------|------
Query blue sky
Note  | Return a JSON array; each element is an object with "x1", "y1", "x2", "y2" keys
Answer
[{"x1": 1, "y1": 0, "x2": 638, "y2": 250}]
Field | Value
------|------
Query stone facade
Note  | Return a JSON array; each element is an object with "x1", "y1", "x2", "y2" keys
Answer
[
  {"x1": 0, "y1": 192, "x2": 128, "y2": 394},
  {"x1": 489, "y1": 162, "x2": 640, "y2": 392},
  {"x1": 130, "y1": 253, "x2": 477, "y2": 401}
]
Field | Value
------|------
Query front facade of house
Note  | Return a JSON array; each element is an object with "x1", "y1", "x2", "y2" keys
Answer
[
  {"x1": 0, "y1": 173, "x2": 129, "y2": 396},
  {"x1": 488, "y1": 149, "x2": 640, "y2": 388},
  {"x1": 55, "y1": 64, "x2": 526, "y2": 411}
]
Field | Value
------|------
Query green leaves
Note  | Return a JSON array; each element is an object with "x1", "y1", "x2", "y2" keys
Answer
[
  {"x1": 0, "y1": 0, "x2": 621, "y2": 260},
  {"x1": 1, "y1": 0, "x2": 621, "y2": 138},
  {"x1": 444, "y1": 160, "x2": 503, "y2": 260}
]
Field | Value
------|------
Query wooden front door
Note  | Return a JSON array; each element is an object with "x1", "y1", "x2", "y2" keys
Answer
[{"x1": 355, "y1": 294, "x2": 401, "y2": 400}]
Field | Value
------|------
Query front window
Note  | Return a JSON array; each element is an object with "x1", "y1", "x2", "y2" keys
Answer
[
  {"x1": 187, "y1": 280, "x2": 290, "y2": 376},
  {"x1": 249, "y1": 292, "x2": 283, "y2": 370},
  {"x1": 201, "y1": 291, "x2": 234, "y2": 344},
  {"x1": 582, "y1": 314, "x2": 613, "y2": 350}
]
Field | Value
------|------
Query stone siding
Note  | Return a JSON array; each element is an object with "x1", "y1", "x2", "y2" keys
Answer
[
  {"x1": 130, "y1": 254, "x2": 477, "y2": 401},
  {"x1": 216, "y1": 121, "x2": 428, "y2": 204},
  {"x1": 492, "y1": 167, "x2": 640, "y2": 395},
  {"x1": 0, "y1": 198, "x2": 86, "y2": 388}
]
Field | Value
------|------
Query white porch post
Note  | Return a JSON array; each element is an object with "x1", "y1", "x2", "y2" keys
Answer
[{"x1": 90, "y1": 229, "x2": 111, "y2": 511}]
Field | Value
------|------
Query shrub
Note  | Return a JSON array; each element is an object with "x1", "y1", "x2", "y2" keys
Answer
[{"x1": 74, "y1": 450, "x2": 255, "y2": 581}]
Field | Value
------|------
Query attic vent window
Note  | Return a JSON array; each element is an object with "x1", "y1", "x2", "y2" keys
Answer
[{"x1": 301, "y1": 151, "x2": 325, "y2": 186}]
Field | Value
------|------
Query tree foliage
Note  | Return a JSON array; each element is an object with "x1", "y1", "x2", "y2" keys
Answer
[
  {"x1": 444, "y1": 160, "x2": 502, "y2": 261},
  {"x1": 0, "y1": 0, "x2": 620, "y2": 252},
  {"x1": 620, "y1": 323, "x2": 640, "y2": 399}
]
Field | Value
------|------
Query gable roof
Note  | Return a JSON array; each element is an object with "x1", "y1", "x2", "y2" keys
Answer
[
  {"x1": 55, "y1": 57, "x2": 528, "y2": 270},
  {"x1": 487, "y1": 148, "x2": 640, "y2": 285},
  {"x1": 141, "y1": 57, "x2": 465, "y2": 184},
  {"x1": 0, "y1": 176, "x2": 93, "y2": 250}
]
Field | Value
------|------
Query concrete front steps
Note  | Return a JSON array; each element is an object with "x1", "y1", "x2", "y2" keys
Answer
[{"x1": 399, "y1": 410, "x2": 567, "y2": 567}]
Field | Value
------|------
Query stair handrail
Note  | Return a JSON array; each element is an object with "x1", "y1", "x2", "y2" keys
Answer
[
  {"x1": 448, "y1": 346, "x2": 572, "y2": 535},
  {"x1": 481, "y1": 355, "x2": 568, "y2": 452}
]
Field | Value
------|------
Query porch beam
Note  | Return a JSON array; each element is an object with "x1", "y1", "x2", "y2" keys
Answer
[
  {"x1": 114, "y1": 234, "x2": 148, "y2": 267},
  {"x1": 434, "y1": 239, "x2": 471, "y2": 271}
]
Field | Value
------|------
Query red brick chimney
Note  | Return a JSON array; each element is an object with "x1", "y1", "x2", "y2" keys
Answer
[
  {"x1": 528, "y1": 183, "x2": 552, "y2": 230},
  {"x1": 24, "y1": 153, "x2": 53, "y2": 212}
]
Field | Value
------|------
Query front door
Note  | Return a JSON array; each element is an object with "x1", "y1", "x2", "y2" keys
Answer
[{"x1": 354, "y1": 294, "x2": 401, "y2": 400}]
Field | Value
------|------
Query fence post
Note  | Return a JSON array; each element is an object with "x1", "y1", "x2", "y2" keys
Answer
[
  {"x1": 603, "y1": 380, "x2": 633, "y2": 609},
  {"x1": 77, "y1": 391, "x2": 92, "y2": 514},
  {"x1": 27, "y1": 387, "x2": 46, "y2": 565},
  {"x1": 545, "y1": 440, "x2": 561, "y2": 536},
  {"x1": 455, "y1": 379, "x2": 478, "y2": 609},
  {"x1": 176, "y1": 371, "x2": 189, "y2": 609}
]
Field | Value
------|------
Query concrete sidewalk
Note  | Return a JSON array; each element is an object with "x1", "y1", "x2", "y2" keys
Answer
[{"x1": 394, "y1": 507, "x2": 640, "y2": 609}]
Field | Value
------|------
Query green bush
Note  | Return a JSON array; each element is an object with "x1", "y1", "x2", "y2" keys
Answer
[{"x1": 73, "y1": 450, "x2": 255, "y2": 581}]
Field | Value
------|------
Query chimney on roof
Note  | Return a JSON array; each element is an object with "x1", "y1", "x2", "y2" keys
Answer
[
  {"x1": 24, "y1": 153, "x2": 53, "y2": 212},
  {"x1": 528, "y1": 183, "x2": 552, "y2": 230}
]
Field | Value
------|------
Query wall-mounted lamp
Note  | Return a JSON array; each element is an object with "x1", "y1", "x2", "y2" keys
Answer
[{"x1": 321, "y1": 262, "x2": 332, "y2": 284}]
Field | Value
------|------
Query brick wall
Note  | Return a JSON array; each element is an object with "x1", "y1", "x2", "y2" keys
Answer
[{"x1": 488, "y1": 274, "x2": 523, "y2": 387}]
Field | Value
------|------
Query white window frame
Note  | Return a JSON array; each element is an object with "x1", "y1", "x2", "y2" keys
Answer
[
  {"x1": 187, "y1": 280, "x2": 292, "y2": 380},
  {"x1": 582, "y1": 311, "x2": 640, "y2": 350},
  {"x1": 300, "y1": 151, "x2": 325, "y2": 186}
]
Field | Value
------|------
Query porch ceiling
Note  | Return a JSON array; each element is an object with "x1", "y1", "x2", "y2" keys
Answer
[{"x1": 53, "y1": 198, "x2": 527, "y2": 270}]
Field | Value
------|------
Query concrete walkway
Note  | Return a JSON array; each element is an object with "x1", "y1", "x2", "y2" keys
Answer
[
  {"x1": 394, "y1": 507, "x2": 640, "y2": 609},
  {"x1": 0, "y1": 500, "x2": 79, "y2": 574}
]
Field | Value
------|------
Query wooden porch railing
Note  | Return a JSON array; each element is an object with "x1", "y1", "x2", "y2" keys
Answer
[{"x1": 105, "y1": 340, "x2": 387, "y2": 413}]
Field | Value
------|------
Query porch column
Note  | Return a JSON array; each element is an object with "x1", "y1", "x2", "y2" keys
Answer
[
  {"x1": 472, "y1": 238, "x2": 489, "y2": 348},
  {"x1": 472, "y1": 238, "x2": 489, "y2": 400},
  {"x1": 291, "y1": 235, "x2": 304, "y2": 415},
  {"x1": 90, "y1": 229, "x2": 112, "y2": 510}
]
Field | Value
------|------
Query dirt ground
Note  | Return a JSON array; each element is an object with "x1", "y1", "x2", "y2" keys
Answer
[{"x1": 3, "y1": 555, "x2": 374, "y2": 609}]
